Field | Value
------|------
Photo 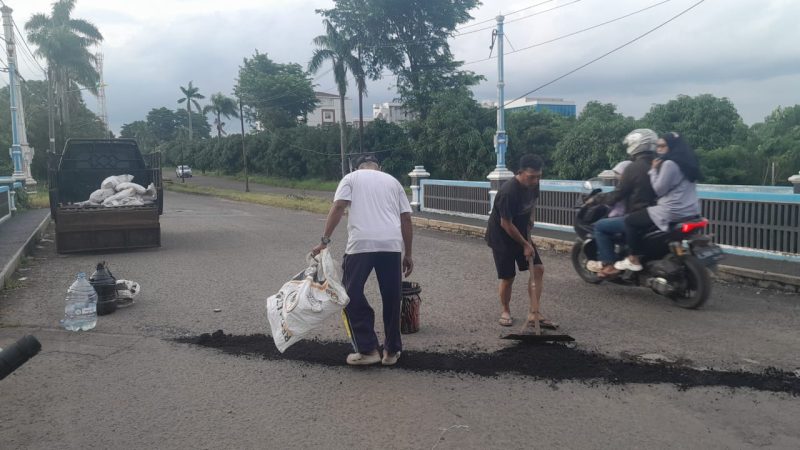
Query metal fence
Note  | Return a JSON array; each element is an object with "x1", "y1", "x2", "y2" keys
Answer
[
  {"x1": 420, "y1": 179, "x2": 800, "y2": 259},
  {"x1": 0, "y1": 186, "x2": 10, "y2": 225}
]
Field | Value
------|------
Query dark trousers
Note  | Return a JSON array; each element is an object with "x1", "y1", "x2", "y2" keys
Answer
[
  {"x1": 342, "y1": 252, "x2": 402, "y2": 354},
  {"x1": 624, "y1": 209, "x2": 656, "y2": 256}
]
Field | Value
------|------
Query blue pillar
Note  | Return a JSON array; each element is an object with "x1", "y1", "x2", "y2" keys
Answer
[
  {"x1": 486, "y1": 15, "x2": 514, "y2": 211},
  {"x1": 2, "y1": 5, "x2": 25, "y2": 181}
]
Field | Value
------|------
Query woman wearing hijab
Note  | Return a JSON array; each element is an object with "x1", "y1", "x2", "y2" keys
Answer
[
  {"x1": 586, "y1": 129, "x2": 657, "y2": 275},
  {"x1": 604, "y1": 132, "x2": 702, "y2": 276}
]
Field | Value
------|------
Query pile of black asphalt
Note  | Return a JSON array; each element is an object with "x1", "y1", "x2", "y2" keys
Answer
[{"x1": 176, "y1": 330, "x2": 800, "y2": 395}]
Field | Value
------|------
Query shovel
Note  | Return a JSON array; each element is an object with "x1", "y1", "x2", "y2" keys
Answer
[{"x1": 501, "y1": 253, "x2": 575, "y2": 344}]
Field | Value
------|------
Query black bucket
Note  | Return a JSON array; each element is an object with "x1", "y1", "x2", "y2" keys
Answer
[{"x1": 400, "y1": 281, "x2": 422, "y2": 334}]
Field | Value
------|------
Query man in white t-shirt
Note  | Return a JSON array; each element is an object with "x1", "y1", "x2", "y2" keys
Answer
[{"x1": 312, "y1": 154, "x2": 413, "y2": 366}]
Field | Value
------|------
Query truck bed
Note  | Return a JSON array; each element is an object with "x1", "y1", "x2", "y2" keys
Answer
[
  {"x1": 55, "y1": 204, "x2": 160, "y2": 253},
  {"x1": 49, "y1": 139, "x2": 163, "y2": 253}
]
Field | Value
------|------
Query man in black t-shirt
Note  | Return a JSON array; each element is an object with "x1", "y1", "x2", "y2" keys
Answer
[{"x1": 485, "y1": 154, "x2": 551, "y2": 328}]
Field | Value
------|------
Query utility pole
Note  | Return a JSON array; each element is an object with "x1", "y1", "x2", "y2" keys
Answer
[
  {"x1": 357, "y1": 46, "x2": 364, "y2": 154},
  {"x1": 486, "y1": 15, "x2": 513, "y2": 210},
  {"x1": 95, "y1": 51, "x2": 109, "y2": 137},
  {"x1": 2, "y1": 5, "x2": 35, "y2": 187},
  {"x1": 47, "y1": 68, "x2": 55, "y2": 153},
  {"x1": 239, "y1": 96, "x2": 249, "y2": 192},
  {"x1": 179, "y1": 103, "x2": 184, "y2": 183}
]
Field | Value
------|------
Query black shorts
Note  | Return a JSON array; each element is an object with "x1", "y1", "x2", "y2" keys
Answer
[{"x1": 491, "y1": 245, "x2": 543, "y2": 280}]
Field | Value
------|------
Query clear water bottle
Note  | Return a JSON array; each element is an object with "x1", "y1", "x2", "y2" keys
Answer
[{"x1": 61, "y1": 273, "x2": 98, "y2": 331}]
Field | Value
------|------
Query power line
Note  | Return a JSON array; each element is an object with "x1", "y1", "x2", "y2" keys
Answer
[
  {"x1": 457, "y1": 0, "x2": 558, "y2": 31},
  {"x1": 504, "y1": 0, "x2": 584, "y2": 27},
  {"x1": 13, "y1": 43, "x2": 41, "y2": 77},
  {"x1": 463, "y1": 0, "x2": 674, "y2": 66},
  {"x1": 358, "y1": 0, "x2": 582, "y2": 50},
  {"x1": 498, "y1": 0, "x2": 706, "y2": 112},
  {"x1": 453, "y1": 0, "x2": 583, "y2": 37},
  {"x1": 12, "y1": 18, "x2": 46, "y2": 73},
  {"x1": 236, "y1": 67, "x2": 335, "y2": 106}
]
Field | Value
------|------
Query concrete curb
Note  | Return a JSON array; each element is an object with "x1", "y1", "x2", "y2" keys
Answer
[
  {"x1": 411, "y1": 216, "x2": 800, "y2": 293},
  {"x1": 0, "y1": 212, "x2": 51, "y2": 290}
]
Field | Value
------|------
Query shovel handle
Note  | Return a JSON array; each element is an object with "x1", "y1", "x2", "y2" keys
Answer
[{"x1": 528, "y1": 255, "x2": 541, "y2": 335}]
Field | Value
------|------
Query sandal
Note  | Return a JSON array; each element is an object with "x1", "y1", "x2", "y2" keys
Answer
[{"x1": 499, "y1": 316, "x2": 513, "y2": 327}]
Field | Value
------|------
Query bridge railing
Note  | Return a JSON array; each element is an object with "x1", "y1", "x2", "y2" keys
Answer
[
  {"x1": 0, "y1": 181, "x2": 24, "y2": 226},
  {"x1": 420, "y1": 178, "x2": 800, "y2": 260}
]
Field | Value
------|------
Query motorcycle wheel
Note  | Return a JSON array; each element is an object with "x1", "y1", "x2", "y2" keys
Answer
[
  {"x1": 571, "y1": 240, "x2": 602, "y2": 284},
  {"x1": 670, "y1": 256, "x2": 711, "y2": 309}
]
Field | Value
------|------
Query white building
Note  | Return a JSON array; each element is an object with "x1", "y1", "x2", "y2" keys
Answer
[
  {"x1": 307, "y1": 91, "x2": 349, "y2": 127},
  {"x1": 372, "y1": 102, "x2": 413, "y2": 124}
]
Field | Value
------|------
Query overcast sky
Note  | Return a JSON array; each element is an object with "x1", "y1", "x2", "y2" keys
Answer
[{"x1": 6, "y1": 0, "x2": 799, "y2": 133}]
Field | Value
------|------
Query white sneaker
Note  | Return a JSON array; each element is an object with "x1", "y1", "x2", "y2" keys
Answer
[
  {"x1": 382, "y1": 351, "x2": 401, "y2": 366},
  {"x1": 346, "y1": 351, "x2": 381, "y2": 366},
  {"x1": 614, "y1": 258, "x2": 643, "y2": 272},
  {"x1": 586, "y1": 260, "x2": 604, "y2": 273}
]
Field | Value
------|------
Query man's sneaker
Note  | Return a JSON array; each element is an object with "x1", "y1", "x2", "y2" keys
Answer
[
  {"x1": 346, "y1": 351, "x2": 381, "y2": 366},
  {"x1": 382, "y1": 351, "x2": 401, "y2": 366},
  {"x1": 614, "y1": 258, "x2": 643, "y2": 272},
  {"x1": 586, "y1": 260, "x2": 604, "y2": 273}
]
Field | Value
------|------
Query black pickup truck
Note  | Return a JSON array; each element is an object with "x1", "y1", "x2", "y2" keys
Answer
[{"x1": 48, "y1": 139, "x2": 163, "y2": 253}]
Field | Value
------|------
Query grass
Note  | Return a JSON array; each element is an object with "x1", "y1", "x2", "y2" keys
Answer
[
  {"x1": 3, "y1": 278, "x2": 23, "y2": 290},
  {"x1": 26, "y1": 190, "x2": 50, "y2": 209},
  {"x1": 164, "y1": 167, "x2": 340, "y2": 192},
  {"x1": 225, "y1": 173, "x2": 339, "y2": 192},
  {"x1": 165, "y1": 183, "x2": 332, "y2": 214}
]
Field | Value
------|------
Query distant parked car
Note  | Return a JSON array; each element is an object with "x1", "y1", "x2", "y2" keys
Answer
[{"x1": 176, "y1": 165, "x2": 192, "y2": 178}]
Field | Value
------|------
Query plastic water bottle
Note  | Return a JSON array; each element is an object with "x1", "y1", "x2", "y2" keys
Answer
[{"x1": 61, "y1": 273, "x2": 98, "y2": 331}]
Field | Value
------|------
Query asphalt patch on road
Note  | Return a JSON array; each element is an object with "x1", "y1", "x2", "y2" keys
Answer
[{"x1": 176, "y1": 330, "x2": 800, "y2": 395}]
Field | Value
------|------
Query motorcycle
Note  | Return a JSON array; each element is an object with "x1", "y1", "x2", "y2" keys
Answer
[{"x1": 570, "y1": 180, "x2": 724, "y2": 309}]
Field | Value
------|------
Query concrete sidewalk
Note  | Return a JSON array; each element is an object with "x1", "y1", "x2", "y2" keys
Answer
[{"x1": 0, "y1": 208, "x2": 51, "y2": 289}]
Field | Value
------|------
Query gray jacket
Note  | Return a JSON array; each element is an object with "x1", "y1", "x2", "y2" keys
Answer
[{"x1": 646, "y1": 160, "x2": 700, "y2": 231}]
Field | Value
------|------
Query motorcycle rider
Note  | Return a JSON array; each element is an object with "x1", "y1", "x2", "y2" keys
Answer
[
  {"x1": 613, "y1": 131, "x2": 702, "y2": 273},
  {"x1": 586, "y1": 129, "x2": 658, "y2": 277}
]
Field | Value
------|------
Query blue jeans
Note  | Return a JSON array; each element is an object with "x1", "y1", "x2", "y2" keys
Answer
[{"x1": 593, "y1": 217, "x2": 626, "y2": 264}]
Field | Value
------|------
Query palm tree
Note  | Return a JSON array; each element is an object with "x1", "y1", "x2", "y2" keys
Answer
[
  {"x1": 25, "y1": 0, "x2": 103, "y2": 127},
  {"x1": 177, "y1": 81, "x2": 204, "y2": 141},
  {"x1": 309, "y1": 20, "x2": 366, "y2": 176},
  {"x1": 203, "y1": 93, "x2": 239, "y2": 139}
]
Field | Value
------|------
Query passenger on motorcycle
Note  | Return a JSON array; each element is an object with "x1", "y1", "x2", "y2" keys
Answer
[
  {"x1": 586, "y1": 129, "x2": 658, "y2": 278},
  {"x1": 612, "y1": 132, "x2": 702, "y2": 273}
]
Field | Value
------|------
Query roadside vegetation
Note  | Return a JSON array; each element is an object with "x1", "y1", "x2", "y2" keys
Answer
[{"x1": 164, "y1": 183, "x2": 332, "y2": 215}]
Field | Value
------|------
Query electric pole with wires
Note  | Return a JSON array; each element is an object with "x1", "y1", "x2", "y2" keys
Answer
[
  {"x1": 239, "y1": 95, "x2": 249, "y2": 193},
  {"x1": 1, "y1": 4, "x2": 35, "y2": 187},
  {"x1": 487, "y1": 15, "x2": 513, "y2": 209}
]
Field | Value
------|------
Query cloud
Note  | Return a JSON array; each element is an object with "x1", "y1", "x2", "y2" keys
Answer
[{"x1": 8, "y1": 0, "x2": 800, "y2": 131}]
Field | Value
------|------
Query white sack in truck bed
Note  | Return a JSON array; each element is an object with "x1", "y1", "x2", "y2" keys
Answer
[{"x1": 76, "y1": 174, "x2": 157, "y2": 207}]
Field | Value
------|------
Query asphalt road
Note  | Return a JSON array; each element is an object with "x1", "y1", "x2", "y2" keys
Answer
[{"x1": 1, "y1": 191, "x2": 799, "y2": 449}]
